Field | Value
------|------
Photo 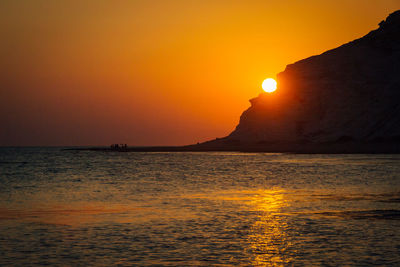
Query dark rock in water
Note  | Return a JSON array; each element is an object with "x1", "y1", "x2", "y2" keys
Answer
[{"x1": 199, "y1": 10, "x2": 400, "y2": 153}]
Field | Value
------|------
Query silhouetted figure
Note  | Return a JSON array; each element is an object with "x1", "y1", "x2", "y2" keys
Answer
[{"x1": 110, "y1": 144, "x2": 121, "y2": 150}]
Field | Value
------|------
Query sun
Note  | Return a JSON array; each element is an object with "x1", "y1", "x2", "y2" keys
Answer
[{"x1": 262, "y1": 78, "x2": 277, "y2": 93}]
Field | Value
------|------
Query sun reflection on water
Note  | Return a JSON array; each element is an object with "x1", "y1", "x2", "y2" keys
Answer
[
  {"x1": 245, "y1": 190, "x2": 292, "y2": 266},
  {"x1": 192, "y1": 189, "x2": 292, "y2": 266}
]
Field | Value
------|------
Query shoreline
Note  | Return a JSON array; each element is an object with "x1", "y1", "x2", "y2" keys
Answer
[{"x1": 66, "y1": 142, "x2": 400, "y2": 154}]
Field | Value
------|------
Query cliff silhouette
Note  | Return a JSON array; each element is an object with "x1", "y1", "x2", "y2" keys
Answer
[
  {"x1": 194, "y1": 10, "x2": 400, "y2": 153},
  {"x1": 76, "y1": 11, "x2": 400, "y2": 153}
]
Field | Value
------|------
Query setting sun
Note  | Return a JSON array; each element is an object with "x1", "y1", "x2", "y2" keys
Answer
[{"x1": 262, "y1": 78, "x2": 277, "y2": 93}]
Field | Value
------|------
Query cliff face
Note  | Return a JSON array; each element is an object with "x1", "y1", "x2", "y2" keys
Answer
[{"x1": 227, "y1": 10, "x2": 400, "y2": 145}]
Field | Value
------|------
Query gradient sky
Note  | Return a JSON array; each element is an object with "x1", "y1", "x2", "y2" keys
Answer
[{"x1": 1, "y1": 0, "x2": 399, "y2": 146}]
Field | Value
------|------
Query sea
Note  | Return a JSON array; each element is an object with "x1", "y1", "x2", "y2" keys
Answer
[{"x1": 0, "y1": 147, "x2": 399, "y2": 266}]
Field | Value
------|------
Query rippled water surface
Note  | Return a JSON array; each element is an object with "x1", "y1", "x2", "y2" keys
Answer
[{"x1": 1, "y1": 148, "x2": 400, "y2": 266}]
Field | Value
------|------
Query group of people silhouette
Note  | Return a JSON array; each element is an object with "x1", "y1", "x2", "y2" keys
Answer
[{"x1": 110, "y1": 144, "x2": 128, "y2": 150}]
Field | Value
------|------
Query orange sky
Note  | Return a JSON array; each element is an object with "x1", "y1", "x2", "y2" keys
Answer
[{"x1": 1, "y1": 0, "x2": 399, "y2": 146}]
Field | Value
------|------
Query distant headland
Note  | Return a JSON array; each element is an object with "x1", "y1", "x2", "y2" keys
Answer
[{"x1": 74, "y1": 10, "x2": 400, "y2": 153}]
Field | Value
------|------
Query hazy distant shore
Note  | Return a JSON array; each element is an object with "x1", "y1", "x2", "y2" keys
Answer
[{"x1": 67, "y1": 141, "x2": 400, "y2": 154}]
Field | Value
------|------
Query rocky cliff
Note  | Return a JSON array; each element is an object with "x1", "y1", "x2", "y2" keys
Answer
[{"x1": 206, "y1": 10, "x2": 400, "y2": 152}]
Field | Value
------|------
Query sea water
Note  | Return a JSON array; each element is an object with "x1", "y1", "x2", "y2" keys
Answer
[{"x1": 0, "y1": 147, "x2": 399, "y2": 266}]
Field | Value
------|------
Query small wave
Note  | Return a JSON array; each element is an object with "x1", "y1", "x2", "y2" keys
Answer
[
  {"x1": 0, "y1": 161, "x2": 28, "y2": 164},
  {"x1": 311, "y1": 192, "x2": 400, "y2": 203},
  {"x1": 317, "y1": 209, "x2": 400, "y2": 220}
]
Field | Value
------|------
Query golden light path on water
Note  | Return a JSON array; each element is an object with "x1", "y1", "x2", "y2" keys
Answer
[
  {"x1": 184, "y1": 189, "x2": 291, "y2": 266},
  {"x1": 245, "y1": 190, "x2": 290, "y2": 266}
]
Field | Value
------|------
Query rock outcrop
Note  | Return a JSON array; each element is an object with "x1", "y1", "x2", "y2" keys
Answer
[{"x1": 201, "y1": 10, "x2": 400, "y2": 152}]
